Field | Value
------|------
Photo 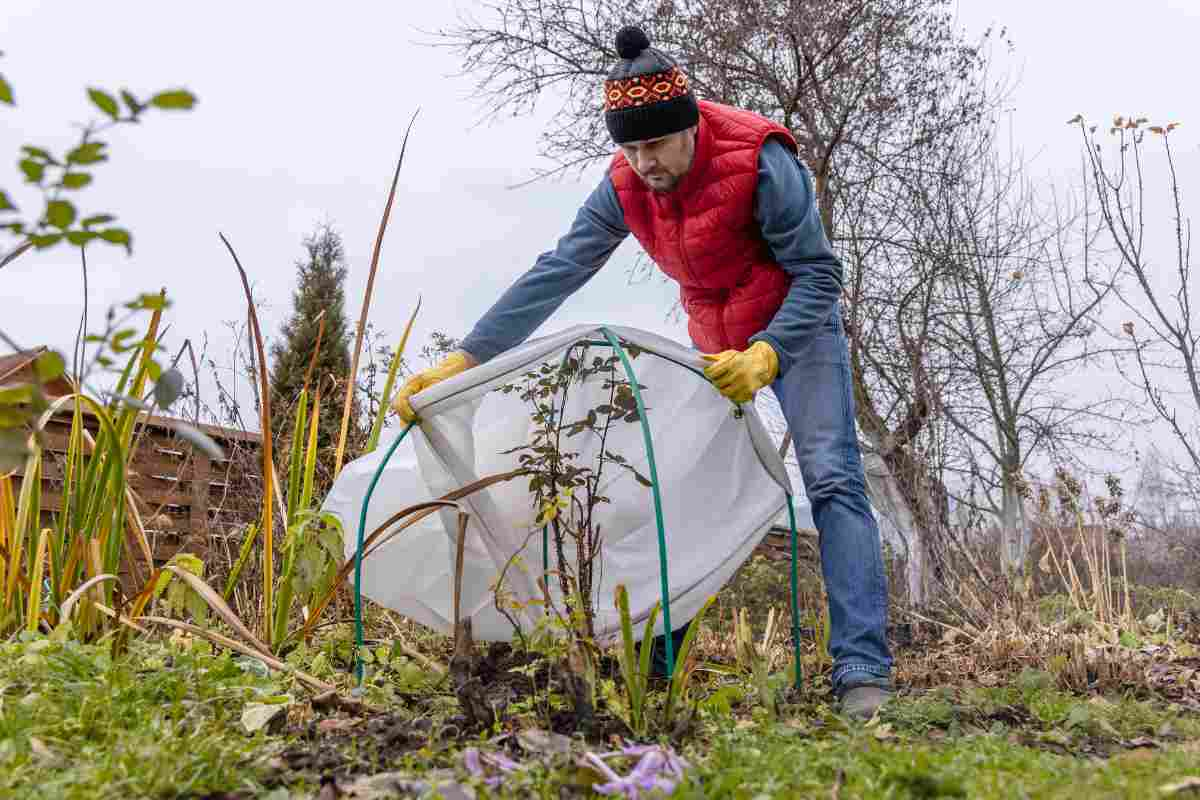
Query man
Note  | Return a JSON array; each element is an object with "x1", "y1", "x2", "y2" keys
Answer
[{"x1": 393, "y1": 25, "x2": 893, "y2": 719}]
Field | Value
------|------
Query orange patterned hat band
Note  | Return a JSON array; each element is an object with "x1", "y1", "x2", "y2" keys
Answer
[{"x1": 603, "y1": 67, "x2": 691, "y2": 112}]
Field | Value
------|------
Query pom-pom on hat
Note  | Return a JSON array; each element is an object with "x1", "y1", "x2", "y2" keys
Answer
[{"x1": 603, "y1": 25, "x2": 699, "y2": 145}]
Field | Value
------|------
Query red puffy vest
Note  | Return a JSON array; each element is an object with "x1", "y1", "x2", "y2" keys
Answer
[{"x1": 609, "y1": 100, "x2": 798, "y2": 353}]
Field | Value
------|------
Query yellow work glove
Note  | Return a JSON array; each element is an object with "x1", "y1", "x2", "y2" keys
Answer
[
  {"x1": 391, "y1": 351, "x2": 474, "y2": 423},
  {"x1": 701, "y1": 340, "x2": 780, "y2": 404}
]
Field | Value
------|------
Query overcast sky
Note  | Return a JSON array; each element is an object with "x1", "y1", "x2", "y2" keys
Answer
[{"x1": 2, "y1": 0, "x2": 1197, "y2": 497}]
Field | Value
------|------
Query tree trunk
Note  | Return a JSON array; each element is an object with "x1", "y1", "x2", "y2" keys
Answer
[
  {"x1": 999, "y1": 474, "x2": 1030, "y2": 574},
  {"x1": 861, "y1": 452, "x2": 929, "y2": 606}
]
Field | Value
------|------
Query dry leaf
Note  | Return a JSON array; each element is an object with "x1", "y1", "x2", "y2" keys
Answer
[
  {"x1": 29, "y1": 737, "x2": 58, "y2": 763},
  {"x1": 241, "y1": 702, "x2": 286, "y2": 733},
  {"x1": 1067, "y1": 114, "x2": 1083, "y2": 124},
  {"x1": 1160, "y1": 777, "x2": 1200, "y2": 795},
  {"x1": 517, "y1": 729, "x2": 572, "y2": 756},
  {"x1": 317, "y1": 718, "x2": 359, "y2": 734},
  {"x1": 1151, "y1": 127, "x2": 1166, "y2": 135}
]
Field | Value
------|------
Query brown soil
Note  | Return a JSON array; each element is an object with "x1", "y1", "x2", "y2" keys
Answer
[{"x1": 268, "y1": 642, "x2": 633, "y2": 788}]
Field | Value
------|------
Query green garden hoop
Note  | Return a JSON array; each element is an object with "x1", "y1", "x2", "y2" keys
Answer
[{"x1": 352, "y1": 331, "x2": 804, "y2": 690}]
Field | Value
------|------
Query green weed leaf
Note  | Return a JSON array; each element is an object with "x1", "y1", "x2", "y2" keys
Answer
[
  {"x1": 0, "y1": 429, "x2": 29, "y2": 471},
  {"x1": 19, "y1": 158, "x2": 44, "y2": 183},
  {"x1": 173, "y1": 423, "x2": 224, "y2": 460},
  {"x1": 0, "y1": 405, "x2": 32, "y2": 426},
  {"x1": 87, "y1": 88, "x2": 120, "y2": 120},
  {"x1": 119, "y1": 89, "x2": 142, "y2": 115},
  {"x1": 60, "y1": 172, "x2": 92, "y2": 189},
  {"x1": 125, "y1": 292, "x2": 166, "y2": 311},
  {"x1": 46, "y1": 199, "x2": 77, "y2": 229},
  {"x1": 0, "y1": 190, "x2": 13, "y2": 211},
  {"x1": 81, "y1": 214, "x2": 115, "y2": 228},
  {"x1": 154, "y1": 368, "x2": 184, "y2": 408},
  {"x1": 35, "y1": 350, "x2": 66, "y2": 381},
  {"x1": 0, "y1": 74, "x2": 12, "y2": 105},
  {"x1": 99, "y1": 227, "x2": 131, "y2": 252},
  {"x1": 66, "y1": 230, "x2": 97, "y2": 245},
  {"x1": 0, "y1": 384, "x2": 34, "y2": 405},
  {"x1": 150, "y1": 90, "x2": 196, "y2": 110},
  {"x1": 67, "y1": 142, "x2": 107, "y2": 165},
  {"x1": 29, "y1": 233, "x2": 63, "y2": 249},
  {"x1": 21, "y1": 146, "x2": 55, "y2": 162}
]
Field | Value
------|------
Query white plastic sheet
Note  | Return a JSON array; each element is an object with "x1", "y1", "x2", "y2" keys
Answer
[{"x1": 321, "y1": 325, "x2": 795, "y2": 642}]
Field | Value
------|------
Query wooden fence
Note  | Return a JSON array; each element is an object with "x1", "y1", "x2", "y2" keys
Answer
[{"x1": 11, "y1": 404, "x2": 262, "y2": 583}]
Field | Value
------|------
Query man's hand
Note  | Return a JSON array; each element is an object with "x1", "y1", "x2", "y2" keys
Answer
[
  {"x1": 391, "y1": 350, "x2": 476, "y2": 423},
  {"x1": 701, "y1": 340, "x2": 780, "y2": 404}
]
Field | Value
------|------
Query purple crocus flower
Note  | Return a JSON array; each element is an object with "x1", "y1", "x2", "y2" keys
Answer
[
  {"x1": 463, "y1": 747, "x2": 522, "y2": 789},
  {"x1": 586, "y1": 745, "x2": 688, "y2": 798}
]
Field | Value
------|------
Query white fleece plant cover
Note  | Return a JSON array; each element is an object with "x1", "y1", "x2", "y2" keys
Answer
[{"x1": 322, "y1": 325, "x2": 794, "y2": 642}]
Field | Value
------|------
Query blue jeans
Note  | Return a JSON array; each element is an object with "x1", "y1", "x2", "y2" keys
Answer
[
  {"x1": 653, "y1": 308, "x2": 893, "y2": 693},
  {"x1": 771, "y1": 308, "x2": 892, "y2": 692}
]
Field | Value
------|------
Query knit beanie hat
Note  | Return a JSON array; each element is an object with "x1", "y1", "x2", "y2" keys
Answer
[{"x1": 603, "y1": 25, "x2": 700, "y2": 144}]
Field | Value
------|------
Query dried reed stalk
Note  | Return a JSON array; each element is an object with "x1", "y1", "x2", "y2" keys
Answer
[{"x1": 333, "y1": 109, "x2": 421, "y2": 478}]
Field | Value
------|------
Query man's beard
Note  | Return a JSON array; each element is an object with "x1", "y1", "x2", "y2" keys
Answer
[{"x1": 644, "y1": 172, "x2": 683, "y2": 193}]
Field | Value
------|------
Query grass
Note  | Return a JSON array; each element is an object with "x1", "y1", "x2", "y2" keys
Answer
[
  {"x1": 679, "y1": 718, "x2": 1200, "y2": 799},
  {"x1": 4, "y1": 595, "x2": 1200, "y2": 799},
  {"x1": 0, "y1": 635, "x2": 280, "y2": 799}
]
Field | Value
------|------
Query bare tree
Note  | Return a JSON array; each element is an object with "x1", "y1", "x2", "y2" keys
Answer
[
  {"x1": 1075, "y1": 117, "x2": 1198, "y2": 497},
  {"x1": 436, "y1": 0, "x2": 1001, "y2": 603},
  {"x1": 914, "y1": 121, "x2": 1129, "y2": 572}
]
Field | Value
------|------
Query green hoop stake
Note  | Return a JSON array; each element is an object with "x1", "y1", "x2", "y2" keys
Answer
[
  {"x1": 353, "y1": 421, "x2": 415, "y2": 686},
  {"x1": 787, "y1": 493, "x2": 802, "y2": 689},
  {"x1": 599, "y1": 327, "x2": 675, "y2": 677}
]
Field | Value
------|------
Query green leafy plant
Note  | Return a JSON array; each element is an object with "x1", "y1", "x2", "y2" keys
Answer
[
  {"x1": 665, "y1": 594, "x2": 716, "y2": 728},
  {"x1": 0, "y1": 51, "x2": 196, "y2": 258},
  {"x1": 216, "y1": 264, "x2": 343, "y2": 653},
  {"x1": 613, "y1": 583, "x2": 659, "y2": 737},
  {"x1": 0, "y1": 294, "x2": 219, "y2": 639},
  {"x1": 497, "y1": 345, "x2": 651, "y2": 640},
  {"x1": 734, "y1": 606, "x2": 781, "y2": 719},
  {"x1": 271, "y1": 382, "x2": 344, "y2": 652},
  {"x1": 152, "y1": 553, "x2": 209, "y2": 625},
  {"x1": 611, "y1": 583, "x2": 716, "y2": 736}
]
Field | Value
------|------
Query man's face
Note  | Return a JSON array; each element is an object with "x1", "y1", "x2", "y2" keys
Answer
[{"x1": 619, "y1": 126, "x2": 697, "y2": 193}]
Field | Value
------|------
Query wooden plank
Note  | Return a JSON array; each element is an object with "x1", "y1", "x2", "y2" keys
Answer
[
  {"x1": 36, "y1": 457, "x2": 195, "y2": 485},
  {"x1": 191, "y1": 452, "x2": 210, "y2": 544},
  {"x1": 45, "y1": 400, "x2": 264, "y2": 444},
  {"x1": 40, "y1": 487, "x2": 193, "y2": 512}
]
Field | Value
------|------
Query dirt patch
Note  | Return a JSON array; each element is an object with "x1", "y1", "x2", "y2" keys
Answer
[
  {"x1": 275, "y1": 714, "x2": 445, "y2": 782},
  {"x1": 450, "y1": 642, "x2": 631, "y2": 741},
  {"x1": 267, "y1": 642, "x2": 633, "y2": 789}
]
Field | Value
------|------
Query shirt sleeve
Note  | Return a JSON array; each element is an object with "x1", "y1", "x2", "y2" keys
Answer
[
  {"x1": 459, "y1": 175, "x2": 630, "y2": 363},
  {"x1": 746, "y1": 137, "x2": 845, "y2": 376}
]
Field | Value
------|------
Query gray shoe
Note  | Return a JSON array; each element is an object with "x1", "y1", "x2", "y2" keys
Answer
[{"x1": 839, "y1": 684, "x2": 893, "y2": 720}]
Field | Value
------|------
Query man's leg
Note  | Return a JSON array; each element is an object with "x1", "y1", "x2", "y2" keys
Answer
[
  {"x1": 649, "y1": 624, "x2": 688, "y2": 678},
  {"x1": 771, "y1": 309, "x2": 893, "y2": 700}
]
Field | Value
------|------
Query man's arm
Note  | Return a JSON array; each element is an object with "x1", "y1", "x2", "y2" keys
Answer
[
  {"x1": 747, "y1": 138, "x2": 844, "y2": 376},
  {"x1": 459, "y1": 176, "x2": 630, "y2": 364}
]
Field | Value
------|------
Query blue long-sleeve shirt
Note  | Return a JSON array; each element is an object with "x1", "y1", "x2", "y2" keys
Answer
[{"x1": 460, "y1": 138, "x2": 843, "y2": 376}]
